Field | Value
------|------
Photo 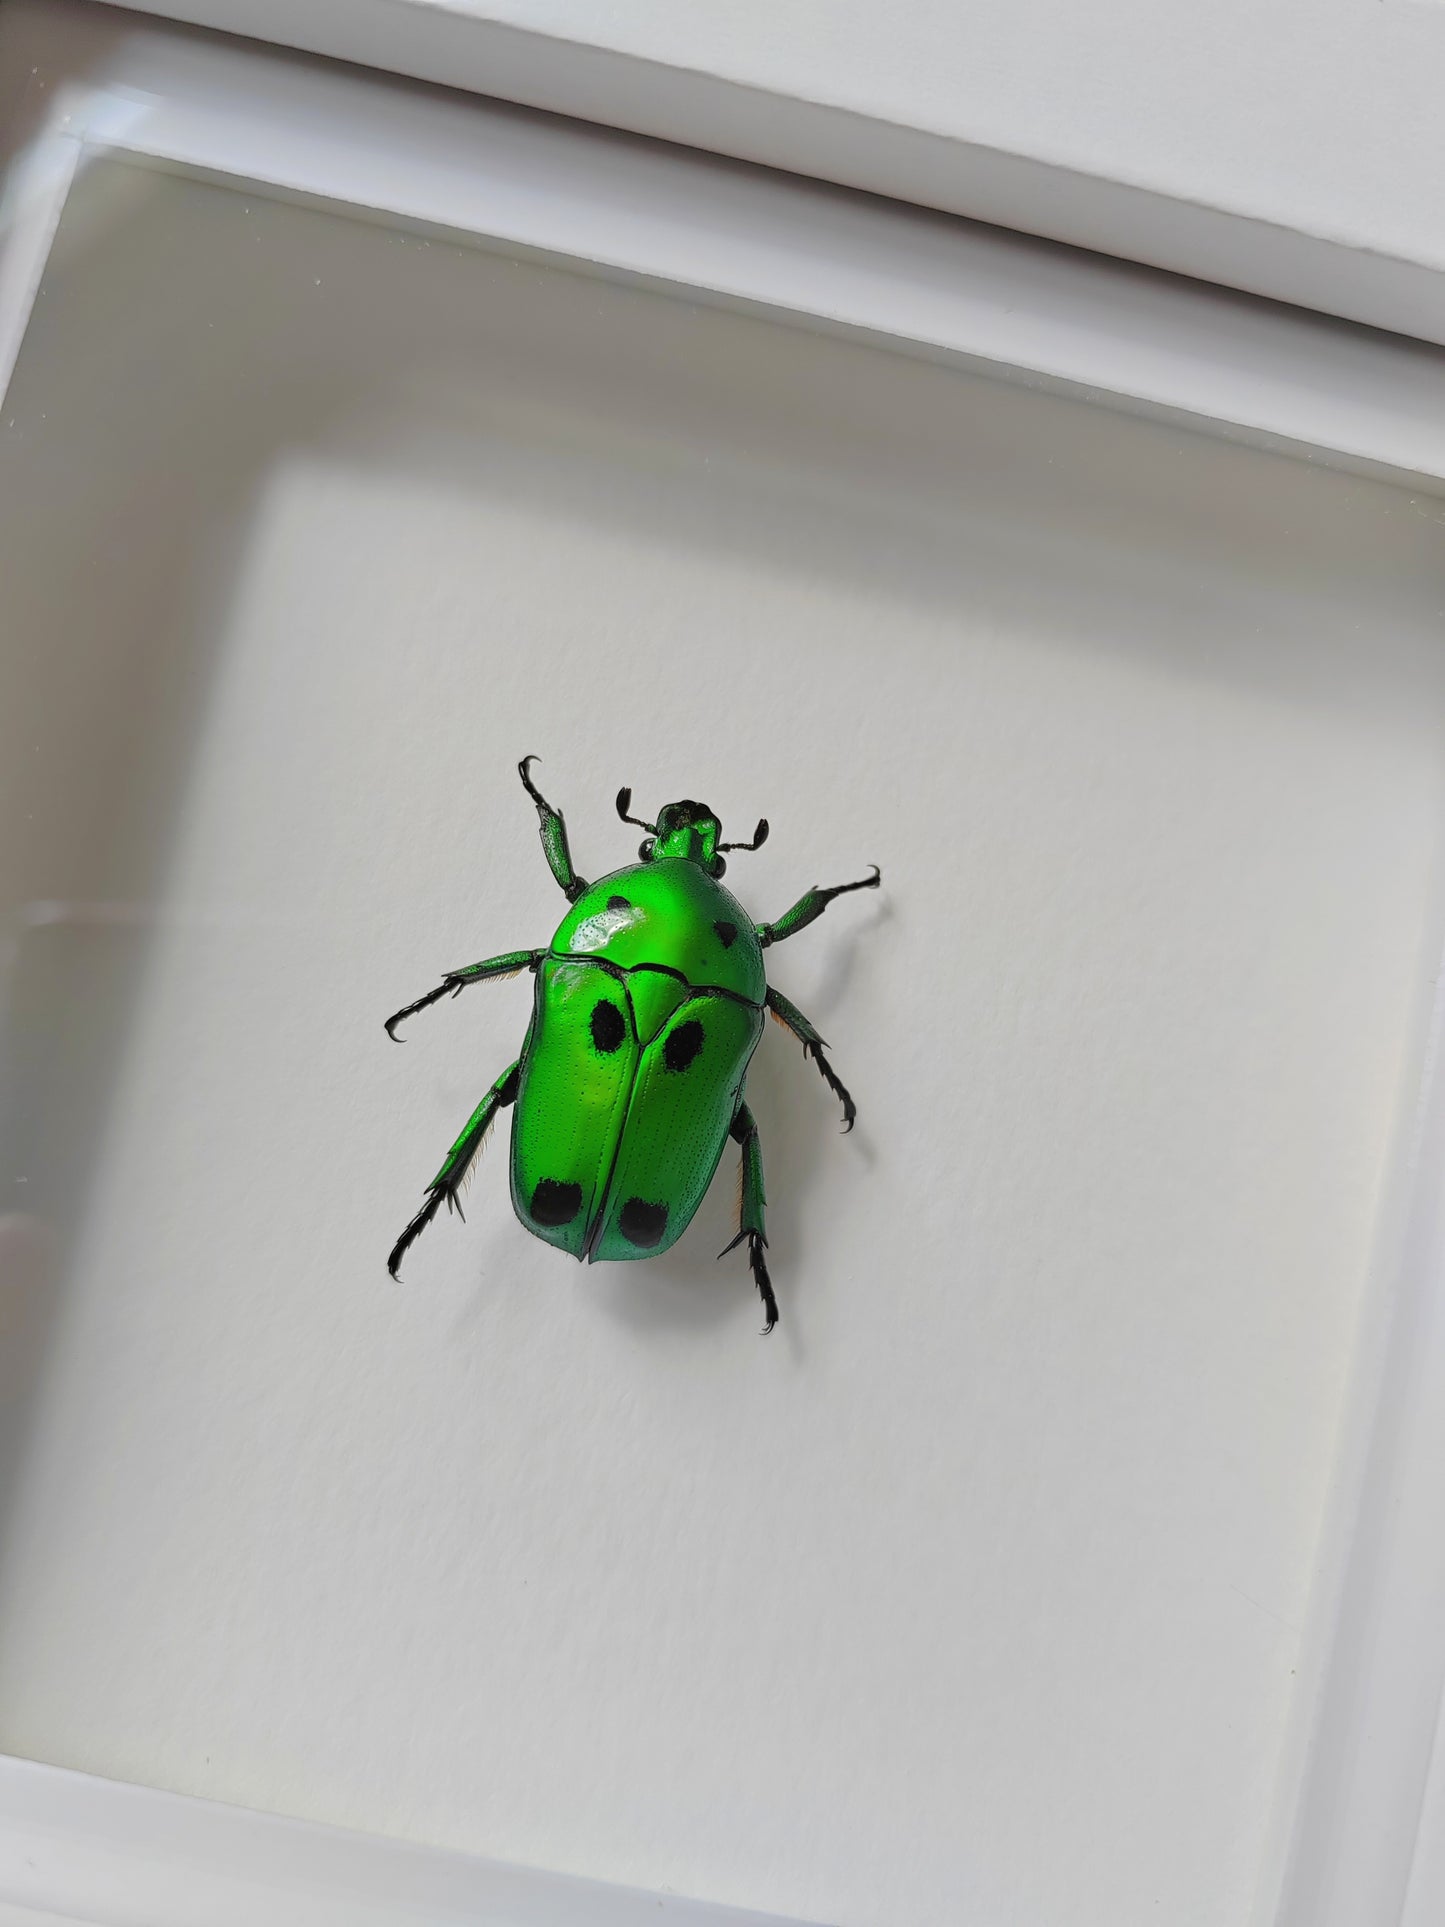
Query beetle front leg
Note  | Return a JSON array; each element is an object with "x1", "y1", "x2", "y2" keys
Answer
[
  {"x1": 718, "y1": 1100, "x2": 777, "y2": 1334},
  {"x1": 388, "y1": 1059, "x2": 521, "y2": 1277},
  {"x1": 519, "y1": 756, "x2": 588, "y2": 903},
  {"x1": 385, "y1": 949, "x2": 543, "y2": 1040},
  {"x1": 756, "y1": 864, "x2": 879, "y2": 949},
  {"x1": 765, "y1": 986, "x2": 859, "y2": 1132}
]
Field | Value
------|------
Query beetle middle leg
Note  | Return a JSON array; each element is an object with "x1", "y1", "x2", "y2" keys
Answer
[
  {"x1": 718, "y1": 1100, "x2": 778, "y2": 1334},
  {"x1": 388, "y1": 1060, "x2": 520, "y2": 1277},
  {"x1": 519, "y1": 755, "x2": 588, "y2": 903},
  {"x1": 384, "y1": 948, "x2": 543, "y2": 1041},
  {"x1": 756, "y1": 864, "x2": 879, "y2": 949},
  {"x1": 764, "y1": 985, "x2": 859, "y2": 1132}
]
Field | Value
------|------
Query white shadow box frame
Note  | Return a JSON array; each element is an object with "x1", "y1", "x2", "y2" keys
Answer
[{"x1": 3, "y1": 4, "x2": 1445, "y2": 1925}]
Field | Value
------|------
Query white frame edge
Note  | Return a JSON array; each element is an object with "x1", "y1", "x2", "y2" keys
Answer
[
  {"x1": 3, "y1": 4, "x2": 1444, "y2": 490},
  {"x1": 0, "y1": 1754, "x2": 822, "y2": 1926},
  {"x1": 88, "y1": 0, "x2": 1445, "y2": 348},
  {"x1": 1271, "y1": 942, "x2": 1445, "y2": 1927},
  {"x1": 3, "y1": 10, "x2": 1445, "y2": 1925}
]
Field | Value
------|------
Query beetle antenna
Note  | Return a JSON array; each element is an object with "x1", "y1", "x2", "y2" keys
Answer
[
  {"x1": 616, "y1": 787, "x2": 657, "y2": 834},
  {"x1": 719, "y1": 818, "x2": 770, "y2": 853}
]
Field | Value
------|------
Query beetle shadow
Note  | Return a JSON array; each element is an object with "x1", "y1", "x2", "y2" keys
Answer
[
  {"x1": 589, "y1": 904, "x2": 888, "y2": 1355},
  {"x1": 808, "y1": 894, "x2": 891, "y2": 1174}
]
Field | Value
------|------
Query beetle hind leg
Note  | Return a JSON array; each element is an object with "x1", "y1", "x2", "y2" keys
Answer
[
  {"x1": 388, "y1": 1060, "x2": 520, "y2": 1277},
  {"x1": 719, "y1": 1100, "x2": 778, "y2": 1334}
]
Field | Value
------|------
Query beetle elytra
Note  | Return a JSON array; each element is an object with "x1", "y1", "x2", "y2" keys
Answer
[{"x1": 385, "y1": 758, "x2": 879, "y2": 1332}]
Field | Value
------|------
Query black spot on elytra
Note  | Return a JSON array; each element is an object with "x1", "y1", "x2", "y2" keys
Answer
[
  {"x1": 590, "y1": 998, "x2": 626, "y2": 1054},
  {"x1": 619, "y1": 1197, "x2": 668, "y2": 1248},
  {"x1": 714, "y1": 919, "x2": 738, "y2": 949},
  {"x1": 664, "y1": 1019, "x2": 705, "y2": 1073},
  {"x1": 531, "y1": 1178, "x2": 582, "y2": 1226},
  {"x1": 607, "y1": 895, "x2": 631, "y2": 911}
]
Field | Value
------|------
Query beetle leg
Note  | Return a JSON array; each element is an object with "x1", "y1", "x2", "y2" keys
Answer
[
  {"x1": 764, "y1": 986, "x2": 859, "y2": 1132},
  {"x1": 718, "y1": 1100, "x2": 777, "y2": 1334},
  {"x1": 384, "y1": 948, "x2": 543, "y2": 1041},
  {"x1": 756, "y1": 864, "x2": 879, "y2": 949},
  {"x1": 519, "y1": 755, "x2": 588, "y2": 903},
  {"x1": 388, "y1": 1060, "x2": 520, "y2": 1277}
]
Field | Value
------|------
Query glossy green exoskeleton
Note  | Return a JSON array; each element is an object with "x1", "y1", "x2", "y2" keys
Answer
[{"x1": 385, "y1": 758, "x2": 879, "y2": 1331}]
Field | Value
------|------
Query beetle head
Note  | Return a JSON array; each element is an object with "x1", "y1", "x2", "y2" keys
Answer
[{"x1": 616, "y1": 789, "x2": 769, "y2": 878}]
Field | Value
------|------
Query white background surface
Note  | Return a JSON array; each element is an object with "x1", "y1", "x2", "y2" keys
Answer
[{"x1": 4, "y1": 161, "x2": 1445, "y2": 1927}]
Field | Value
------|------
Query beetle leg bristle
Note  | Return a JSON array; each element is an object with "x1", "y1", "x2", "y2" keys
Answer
[{"x1": 456, "y1": 1118, "x2": 497, "y2": 1198}]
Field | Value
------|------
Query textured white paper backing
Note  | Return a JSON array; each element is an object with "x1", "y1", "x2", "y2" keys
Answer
[{"x1": 2, "y1": 165, "x2": 1444, "y2": 1927}]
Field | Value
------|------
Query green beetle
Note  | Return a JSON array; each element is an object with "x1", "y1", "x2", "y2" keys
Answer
[{"x1": 385, "y1": 757, "x2": 879, "y2": 1331}]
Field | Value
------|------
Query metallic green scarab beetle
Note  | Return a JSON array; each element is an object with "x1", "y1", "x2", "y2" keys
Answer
[{"x1": 385, "y1": 757, "x2": 879, "y2": 1331}]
